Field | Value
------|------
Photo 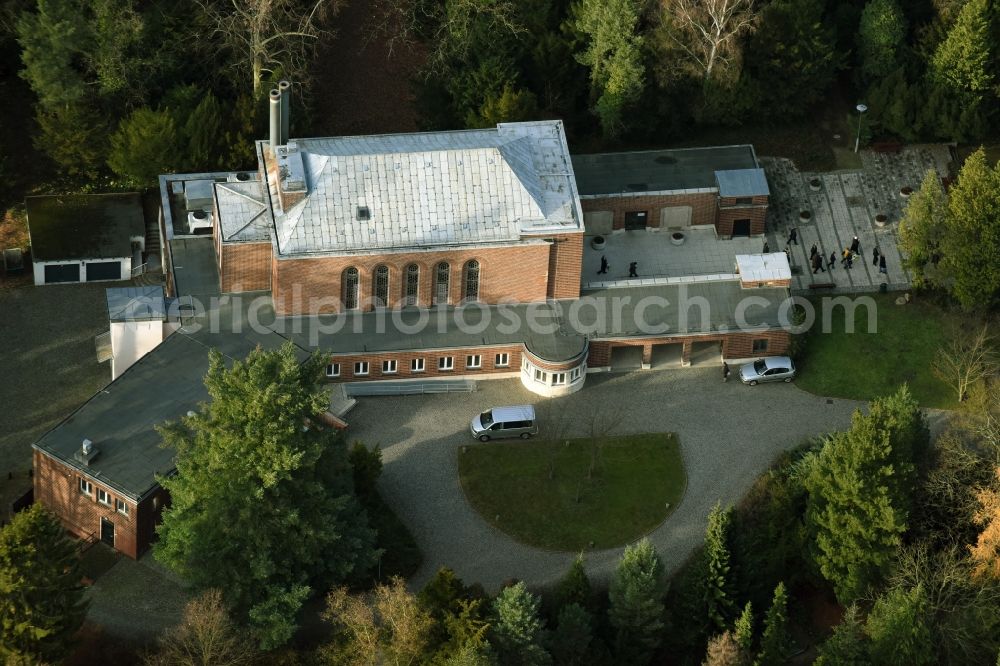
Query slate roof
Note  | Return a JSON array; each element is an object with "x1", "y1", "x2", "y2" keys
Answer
[
  {"x1": 264, "y1": 121, "x2": 582, "y2": 256},
  {"x1": 106, "y1": 286, "x2": 166, "y2": 322},
  {"x1": 571, "y1": 145, "x2": 759, "y2": 196},
  {"x1": 26, "y1": 193, "x2": 145, "y2": 262},
  {"x1": 214, "y1": 180, "x2": 271, "y2": 243},
  {"x1": 716, "y1": 168, "x2": 770, "y2": 198}
]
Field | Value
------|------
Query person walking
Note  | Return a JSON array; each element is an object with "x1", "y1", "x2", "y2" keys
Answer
[
  {"x1": 842, "y1": 247, "x2": 853, "y2": 269},
  {"x1": 723, "y1": 361, "x2": 731, "y2": 382},
  {"x1": 879, "y1": 254, "x2": 887, "y2": 274},
  {"x1": 788, "y1": 227, "x2": 798, "y2": 245},
  {"x1": 598, "y1": 255, "x2": 609, "y2": 274},
  {"x1": 828, "y1": 251, "x2": 837, "y2": 270},
  {"x1": 872, "y1": 246, "x2": 880, "y2": 266},
  {"x1": 628, "y1": 261, "x2": 638, "y2": 278},
  {"x1": 850, "y1": 235, "x2": 861, "y2": 255},
  {"x1": 810, "y1": 243, "x2": 818, "y2": 259},
  {"x1": 811, "y1": 252, "x2": 825, "y2": 273}
]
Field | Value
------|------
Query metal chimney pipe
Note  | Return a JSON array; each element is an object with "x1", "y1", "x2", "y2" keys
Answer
[
  {"x1": 278, "y1": 80, "x2": 291, "y2": 145},
  {"x1": 268, "y1": 89, "x2": 281, "y2": 150}
]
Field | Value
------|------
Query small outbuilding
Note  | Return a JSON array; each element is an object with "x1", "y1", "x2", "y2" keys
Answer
[{"x1": 26, "y1": 193, "x2": 146, "y2": 285}]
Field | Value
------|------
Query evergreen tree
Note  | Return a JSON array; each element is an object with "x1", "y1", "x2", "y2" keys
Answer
[
  {"x1": 549, "y1": 603, "x2": 592, "y2": 666},
  {"x1": 898, "y1": 169, "x2": 948, "y2": 287},
  {"x1": 466, "y1": 84, "x2": 540, "y2": 129},
  {"x1": 805, "y1": 387, "x2": 923, "y2": 602},
  {"x1": 703, "y1": 630, "x2": 746, "y2": 666},
  {"x1": 939, "y1": 148, "x2": 1000, "y2": 310},
  {"x1": 733, "y1": 601, "x2": 753, "y2": 652},
  {"x1": 491, "y1": 582, "x2": 551, "y2": 666},
  {"x1": 864, "y1": 585, "x2": 935, "y2": 666},
  {"x1": 856, "y1": 0, "x2": 907, "y2": 82},
  {"x1": 108, "y1": 107, "x2": 182, "y2": 186},
  {"x1": 16, "y1": 0, "x2": 91, "y2": 109},
  {"x1": 814, "y1": 605, "x2": 869, "y2": 666},
  {"x1": 930, "y1": 0, "x2": 994, "y2": 98},
  {"x1": 571, "y1": 0, "x2": 645, "y2": 137},
  {"x1": 754, "y1": 582, "x2": 788, "y2": 666},
  {"x1": 183, "y1": 93, "x2": 227, "y2": 173},
  {"x1": 0, "y1": 504, "x2": 87, "y2": 664},
  {"x1": 702, "y1": 502, "x2": 737, "y2": 632},
  {"x1": 155, "y1": 343, "x2": 377, "y2": 648},
  {"x1": 608, "y1": 539, "x2": 667, "y2": 665},
  {"x1": 555, "y1": 553, "x2": 592, "y2": 610},
  {"x1": 33, "y1": 103, "x2": 107, "y2": 178}
]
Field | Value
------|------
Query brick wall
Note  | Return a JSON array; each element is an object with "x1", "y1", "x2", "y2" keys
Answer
[
  {"x1": 717, "y1": 205, "x2": 768, "y2": 237},
  {"x1": 587, "y1": 328, "x2": 790, "y2": 367},
  {"x1": 326, "y1": 344, "x2": 524, "y2": 381},
  {"x1": 581, "y1": 193, "x2": 718, "y2": 230},
  {"x1": 33, "y1": 450, "x2": 144, "y2": 559},
  {"x1": 546, "y1": 233, "x2": 583, "y2": 299},
  {"x1": 272, "y1": 243, "x2": 552, "y2": 315},
  {"x1": 220, "y1": 242, "x2": 272, "y2": 293}
]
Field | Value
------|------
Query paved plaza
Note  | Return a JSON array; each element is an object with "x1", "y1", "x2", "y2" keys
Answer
[{"x1": 762, "y1": 145, "x2": 952, "y2": 293}]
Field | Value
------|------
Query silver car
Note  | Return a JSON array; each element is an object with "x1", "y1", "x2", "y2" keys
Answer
[{"x1": 739, "y1": 356, "x2": 796, "y2": 385}]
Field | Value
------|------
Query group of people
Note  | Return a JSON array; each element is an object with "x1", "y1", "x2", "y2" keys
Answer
[
  {"x1": 597, "y1": 256, "x2": 639, "y2": 278},
  {"x1": 802, "y1": 234, "x2": 888, "y2": 275}
]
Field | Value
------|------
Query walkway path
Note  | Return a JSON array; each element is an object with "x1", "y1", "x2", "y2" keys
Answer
[{"x1": 347, "y1": 369, "x2": 864, "y2": 591}]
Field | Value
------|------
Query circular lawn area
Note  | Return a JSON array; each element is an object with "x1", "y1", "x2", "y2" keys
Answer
[{"x1": 458, "y1": 433, "x2": 686, "y2": 551}]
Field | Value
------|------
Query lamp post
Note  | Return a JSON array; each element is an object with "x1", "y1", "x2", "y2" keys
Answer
[{"x1": 854, "y1": 103, "x2": 868, "y2": 153}]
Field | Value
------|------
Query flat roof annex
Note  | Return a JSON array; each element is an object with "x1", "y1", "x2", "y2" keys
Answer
[{"x1": 26, "y1": 193, "x2": 145, "y2": 262}]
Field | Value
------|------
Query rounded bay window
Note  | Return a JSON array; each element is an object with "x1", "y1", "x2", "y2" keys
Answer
[{"x1": 519, "y1": 344, "x2": 588, "y2": 397}]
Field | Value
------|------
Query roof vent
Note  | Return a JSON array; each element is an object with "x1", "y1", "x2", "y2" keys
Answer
[
  {"x1": 74, "y1": 439, "x2": 98, "y2": 466},
  {"x1": 356, "y1": 206, "x2": 371, "y2": 221}
]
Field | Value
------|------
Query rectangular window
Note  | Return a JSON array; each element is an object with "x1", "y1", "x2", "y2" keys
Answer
[
  {"x1": 752, "y1": 339, "x2": 769, "y2": 353},
  {"x1": 438, "y1": 356, "x2": 454, "y2": 371},
  {"x1": 552, "y1": 372, "x2": 567, "y2": 386},
  {"x1": 354, "y1": 361, "x2": 369, "y2": 376},
  {"x1": 411, "y1": 358, "x2": 425, "y2": 373},
  {"x1": 534, "y1": 368, "x2": 548, "y2": 384},
  {"x1": 325, "y1": 363, "x2": 340, "y2": 378},
  {"x1": 79, "y1": 478, "x2": 93, "y2": 496},
  {"x1": 382, "y1": 359, "x2": 397, "y2": 374},
  {"x1": 495, "y1": 353, "x2": 510, "y2": 368},
  {"x1": 466, "y1": 355, "x2": 481, "y2": 369},
  {"x1": 116, "y1": 499, "x2": 130, "y2": 516},
  {"x1": 570, "y1": 367, "x2": 581, "y2": 381},
  {"x1": 97, "y1": 488, "x2": 111, "y2": 506},
  {"x1": 735, "y1": 197, "x2": 753, "y2": 205}
]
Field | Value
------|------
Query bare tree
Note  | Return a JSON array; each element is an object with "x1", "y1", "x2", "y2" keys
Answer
[
  {"x1": 144, "y1": 589, "x2": 257, "y2": 666},
  {"x1": 662, "y1": 0, "x2": 758, "y2": 83},
  {"x1": 969, "y1": 467, "x2": 1000, "y2": 581},
  {"x1": 932, "y1": 324, "x2": 998, "y2": 402},
  {"x1": 196, "y1": 0, "x2": 338, "y2": 96}
]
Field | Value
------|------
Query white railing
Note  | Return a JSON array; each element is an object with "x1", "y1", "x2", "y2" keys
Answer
[
  {"x1": 95, "y1": 332, "x2": 112, "y2": 363},
  {"x1": 130, "y1": 263, "x2": 147, "y2": 278}
]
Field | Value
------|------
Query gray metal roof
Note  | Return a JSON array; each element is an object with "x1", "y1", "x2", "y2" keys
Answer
[
  {"x1": 106, "y1": 286, "x2": 166, "y2": 322},
  {"x1": 715, "y1": 168, "x2": 770, "y2": 197},
  {"x1": 571, "y1": 145, "x2": 759, "y2": 196},
  {"x1": 26, "y1": 193, "x2": 145, "y2": 262},
  {"x1": 264, "y1": 121, "x2": 582, "y2": 256},
  {"x1": 215, "y1": 180, "x2": 271, "y2": 243}
]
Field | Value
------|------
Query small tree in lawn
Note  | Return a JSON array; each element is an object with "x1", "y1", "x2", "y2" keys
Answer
[
  {"x1": 144, "y1": 589, "x2": 257, "y2": 666},
  {"x1": 155, "y1": 342, "x2": 377, "y2": 649},
  {"x1": 491, "y1": 582, "x2": 550, "y2": 666},
  {"x1": 933, "y1": 324, "x2": 998, "y2": 403},
  {"x1": 0, "y1": 504, "x2": 87, "y2": 664},
  {"x1": 702, "y1": 502, "x2": 737, "y2": 632},
  {"x1": 608, "y1": 539, "x2": 667, "y2": 665},
  {"x1": 753, "y1": 582, "x2": 789, "y2": 666}
]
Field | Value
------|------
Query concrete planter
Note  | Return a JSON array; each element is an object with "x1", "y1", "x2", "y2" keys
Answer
[
  {"x1": 670, "y1": 232, "x2": 686, "y2": 246},
  {"x1": 590, "y1": 235, "x2": 606, "y2": 250},
  {"x1": 875, "y1": 214, "x2": 889, "y2": 228},
  {"x1": 799, "y1": 210, "x2": 812, "y2": 223},
  {"x1": 900, "y1": 186, "x2": 913, "y2": 199},
  {"x1": 808, "y1": 178, "x2": 822, "y2": 192}
]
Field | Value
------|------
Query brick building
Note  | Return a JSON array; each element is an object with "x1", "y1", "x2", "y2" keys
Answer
[{"x1": 33, "y1": 94, "x2": 795, "y2": 558}]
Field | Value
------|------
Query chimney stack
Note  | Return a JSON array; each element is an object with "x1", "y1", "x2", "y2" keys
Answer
[
  {"x1": 278, "y1": 80, "x2": 291, "y2": 145},
  {"x1": 269, "y1": 89, "x2": 281, "y2": 151}
]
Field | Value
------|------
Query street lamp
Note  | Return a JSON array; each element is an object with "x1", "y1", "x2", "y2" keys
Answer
[{"x1": 854, "y1": 103, "x2": 868, "y2": 153}]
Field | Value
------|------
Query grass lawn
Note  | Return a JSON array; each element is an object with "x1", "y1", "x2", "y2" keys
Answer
[
  {"x1": 796, "y1": 293, "x2": 958, "y2": 408},
  {"x1": 458, "y1": 434, "x2": 685, "y2": 551}
]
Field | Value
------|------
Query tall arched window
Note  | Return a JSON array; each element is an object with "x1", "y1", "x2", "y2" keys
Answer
[
  {"x1": 342, "y1": 267, "x2": 359, "y2": 310},
  {"x1": 463, "y1": 260, "x2": 480, "y2": 302},
  {"x1": 404, "y1": 264, "x2": 419, "y2": 305},
  {"x1": 373, "y1": 265, "x2": 389, "y2": 307},
  {"x1": 434, "y1": 262, "x2": 450, "y2": 305}
]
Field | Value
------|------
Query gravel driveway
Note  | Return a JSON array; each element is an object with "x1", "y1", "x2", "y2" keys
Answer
[{"x1": 347, "y1": 368, "x2": 864, "y2": 591}]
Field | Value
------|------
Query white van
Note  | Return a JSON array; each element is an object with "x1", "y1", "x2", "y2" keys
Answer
[{"x1": 470, "y1": 405, "x2": 538, "y2": 442}]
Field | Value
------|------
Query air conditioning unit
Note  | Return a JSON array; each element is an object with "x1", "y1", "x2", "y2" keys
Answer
[
  {"x1": 227, "y1": 172, "x2": 254, "y2": 183},
  {"x1": 187, "y1": 210, "x2": 214, "y2": 235}
]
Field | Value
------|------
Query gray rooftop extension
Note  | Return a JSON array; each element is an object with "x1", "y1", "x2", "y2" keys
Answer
[
  {"x1": 571, "y1": 145, "x2": 759, "y2": 196},
  {"x1": 715, "y1": 168, "x2": 770, "y2": 198},
  {"x1": 106, "y1": 286, "x2": 167, "y2": 322}
]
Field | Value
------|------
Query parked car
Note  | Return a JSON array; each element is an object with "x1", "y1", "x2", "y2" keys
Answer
[
  {"x1": 470, "y1": 405, "x2": 538, "y2": 441},
  {"x1": 739, "y1": 356, "x2": 796, "y2": 385}
]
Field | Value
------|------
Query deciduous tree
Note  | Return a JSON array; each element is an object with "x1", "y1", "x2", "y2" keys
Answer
[
  {"x1": 702, "y1": 630, "x2": 745, "y2": 666},
  {"x1": 933, "y1": 324, "x2": 998, "y2": 402},
  {"x1": 856, "y1": 0, "x2": 907, "y2": 82},
  {"x1": 970, "y1": 468, "x2": 1000, "y2": 580},
  {"x1": 898, "y1": 169, "x2": 948, "y2": 287},
  {"x1": 931, "y1": 0, "x2": 994, "y2": 98},
  {"x1": 144, "y1": 589, "x2": 257, "y2": 666},
  {"x1": 663, "y1": 0, "x2": 758, "y2": 84},
  {"x1": 864, "y1": 585, "x2": 935, "y2": 666},
  {"x1": 0, "y1": 504, "x2": 87, "y2": 664},
  {"x1": 608, "y1": 539, "x2": 667, "y2": 664},
  {"x1": 155, "y1": 343, "x2": 377, "y2": 648}
]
